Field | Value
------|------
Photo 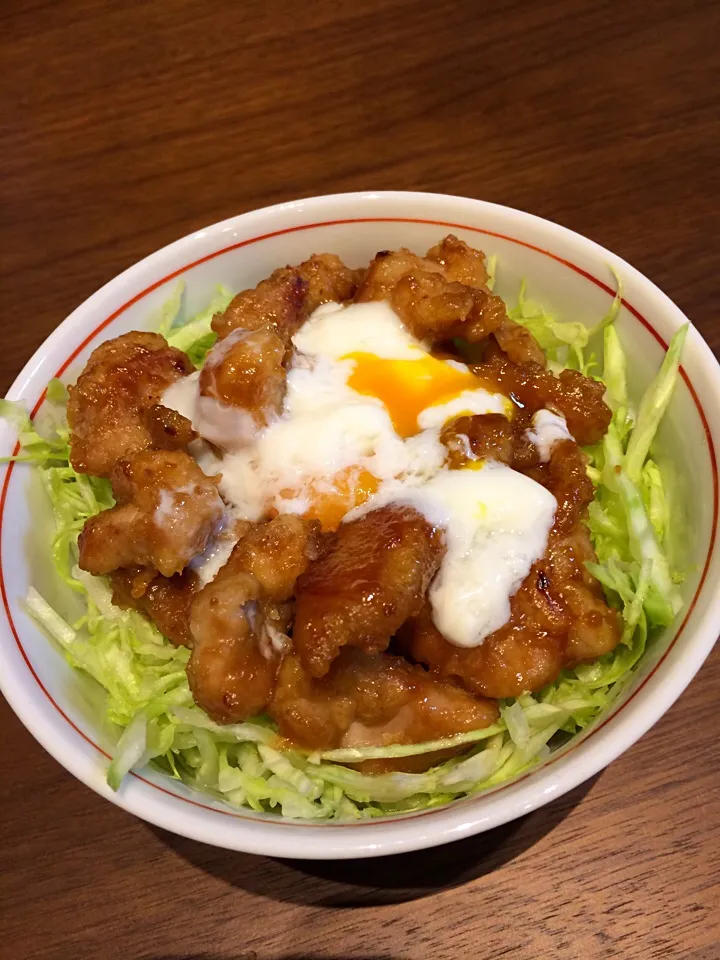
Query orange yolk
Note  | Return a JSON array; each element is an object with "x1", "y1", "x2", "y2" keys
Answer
[
  {"x1": 345, "y1": 352, "x2": 483, "y2": 437},
  {"x1": 275, "y1": 467, "x2": 379, "y2": 532}
]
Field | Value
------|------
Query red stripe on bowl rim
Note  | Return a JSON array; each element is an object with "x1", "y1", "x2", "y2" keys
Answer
[{"x1": 1, "y1": 216, "x2": 717, "y2": 828}]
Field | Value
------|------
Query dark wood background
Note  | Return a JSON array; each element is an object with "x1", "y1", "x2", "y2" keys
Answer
[{"x1": 1, "y1": 2, "x2": 718, "y2": 958}]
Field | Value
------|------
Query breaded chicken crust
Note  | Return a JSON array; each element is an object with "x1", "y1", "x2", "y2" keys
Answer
[
  {"x1": 293, "y1": 505, "x2": 445, "y2": 678},
  {"x1": 187, "y1": 516, "x2": 323, "y2": 723},
  {"x1": 211, "y1": 253, "x2": 361, "y2": 343},
  {"x1": 271, "y1": 648, "x2": 499, "y2": 771},
  {"x1": 68, "y1": 332, "x2": 194, "y2": 477},
  {"x1": 78, "y1": 450, "x2": 223, "y2": 578},
  {"x1": 401, "y1": 441, "x2": 620, "y2": 697}
]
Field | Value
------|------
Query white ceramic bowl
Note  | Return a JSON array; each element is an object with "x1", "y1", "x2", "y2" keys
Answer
[{"x1": 1, "y1": 192, "x2": 719, "y2": 859}]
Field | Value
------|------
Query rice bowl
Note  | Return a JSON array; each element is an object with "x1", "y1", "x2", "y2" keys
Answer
[{"x1": 1, "y1": 192, "x2": 718, "y2": 858}]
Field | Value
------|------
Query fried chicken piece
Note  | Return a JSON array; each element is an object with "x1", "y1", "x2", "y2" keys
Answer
[
  {"x1": 426, "y1": 234, "x2": 490, "y2": 289},
  {"x1": 67, "y1": 332, "x2": 194, "y2": 477},
  {"x1": 211, "y1": 266, "x2": 308, "y2": 344},
  {"x1": 201, "y1": 515, "x2": 323, "y2": 605},
  {"x1": 186, "y1": 516, "x2": 322, "y2": 722},
  {"x1": 493, "y1": 317, "x2": 548, "y2": 367},
  {"x1": 393, "y1": 272, "x2": 511, "y2": 344},
  {"x1": 507, "y1": 408, "x2": 543, "y2": 472},
  {"x1": 228, "y1": 513, "x2": 326, "y2": 600},
  {"x1": 110, "y1": 567, "x2": 199, "y2": 647},
  {"x1": 549, "y1": 522, "x2": 622, "y2": 665},
  {"x1": 426, "y1": 236, "x2": 546, "y2": 364},
  {"x1": 441, "y1": 413, "x2": 514, "y2": 466},
  {"x1": 205, "y1": 255, "x2": 361, "y2": 435},
  {"x1": 404, "y1": 600, "x2": 566, "y2": 700},
  {"x1": 198, "y1": 325, "x2": 286, "y2": 443},
  {"x1": 474, "y1": 341, "x2": 612, "y2": 446},
  {"x1": 296, "y1": 253, "x2": 364, "y2": 312},
  {"x1": 355, "y1": 240, "x2": 544, "y2": 365},
  {"x1": 402, "y1": 441, "x2": 620, "y2": 697},
  {"x1": 356, "y1": 248, "x2": 502, "y2": 342},
  {"x1": 187, "y1": 569, "x2": 284, "y2": 722},
  {"x1": 270, "y1": 649, "x2": 499, "y2": 771},
  {"x1": 271, "y1": 654, "x2": 354, "y2": 749},
  {"x1": 440, "y1": 412, "x2": 541, "y2": 471},
  {"x1": 530, "y1": 438, "x2": 596, "y2": 532},
  {"x1": 355, "y1": 247, "x2": 444, "y2": 302},
  {"x1": 293, "y1": 505, "x2": 445, "y2": 678},
  {"x1": 531, "y1": 441, "x2": 619, "y2": 666},
  {"x1": 211, "y1": 254, "x2": 360, "y2": 343},
  {"x1": 78, "y1": 450, "x2": 223, "y2": 578},
  {"x1": 144, "y1": 404, "x2": 197, "y2": 451}
]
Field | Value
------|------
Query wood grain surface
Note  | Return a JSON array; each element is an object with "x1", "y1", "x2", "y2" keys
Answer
[{"x1": 1, "y1": 2, "x2": 719, "y2": 958}]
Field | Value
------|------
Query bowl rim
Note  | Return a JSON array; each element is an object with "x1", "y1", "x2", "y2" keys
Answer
[{"x1": 1, "y1": 190, "x2": 719, "y2": 859}]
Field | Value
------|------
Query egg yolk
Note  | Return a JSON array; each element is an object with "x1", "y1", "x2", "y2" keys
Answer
[
  {"x1": 275, "y1": 467, "x2": 379, "y2": 532},
  {"x1": 345, "y1": 352, "x2": 484, "y2": 437}
]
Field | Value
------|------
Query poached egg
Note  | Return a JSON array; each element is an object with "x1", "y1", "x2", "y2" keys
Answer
[{"x1": 163, "y1": 300, "x2": 565, "y2": 648}]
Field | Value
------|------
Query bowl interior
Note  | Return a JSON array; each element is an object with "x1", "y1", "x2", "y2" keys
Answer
[{"x1": 1, "y1": 193, "x2": 718, "y2": 858}]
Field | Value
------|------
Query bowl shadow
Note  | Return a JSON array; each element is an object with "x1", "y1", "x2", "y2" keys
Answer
[{"x1": 150, "y1": 773, "x2": 599, "y2": 908}]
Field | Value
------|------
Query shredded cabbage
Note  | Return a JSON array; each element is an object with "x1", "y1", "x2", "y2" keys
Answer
[
  {"x1": 1, "y1": 268, "x2": 688, "y2": 819},
  {"x1": 163, "y1": 282, "x2": 233, "y2": 366}
]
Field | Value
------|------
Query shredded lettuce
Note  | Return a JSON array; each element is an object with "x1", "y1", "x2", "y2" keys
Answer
[
  {"x1": 586, "y1": 323, "x2": 686, "y2": 625},
  {"x1": 485, "y1": 254, "x2": 497, "y2": 291},
  {"x1": 1, "y1": 266, "x2": 688, "y2": 819},
  {"x1": 164, "y1": 283, "x2": 233, "y2": 366},
  {"x1": 624, "y1": 325, "x2": 688, "y2": 483},
  {"x1": 153, "y1": 280, "x2": 186, "y2": 339},
  {"x1": 508, "y1": 268, "x2": 623, "y2": 373}
]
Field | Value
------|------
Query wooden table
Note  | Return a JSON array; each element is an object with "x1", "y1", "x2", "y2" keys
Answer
[{"x1": 2, "y1": 3, "x2": 718, "y2": 958}]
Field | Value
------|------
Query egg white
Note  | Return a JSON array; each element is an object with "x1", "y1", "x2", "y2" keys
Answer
[{"x1": 164, "y1": 300, "x2": 568, "y2": 648}]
